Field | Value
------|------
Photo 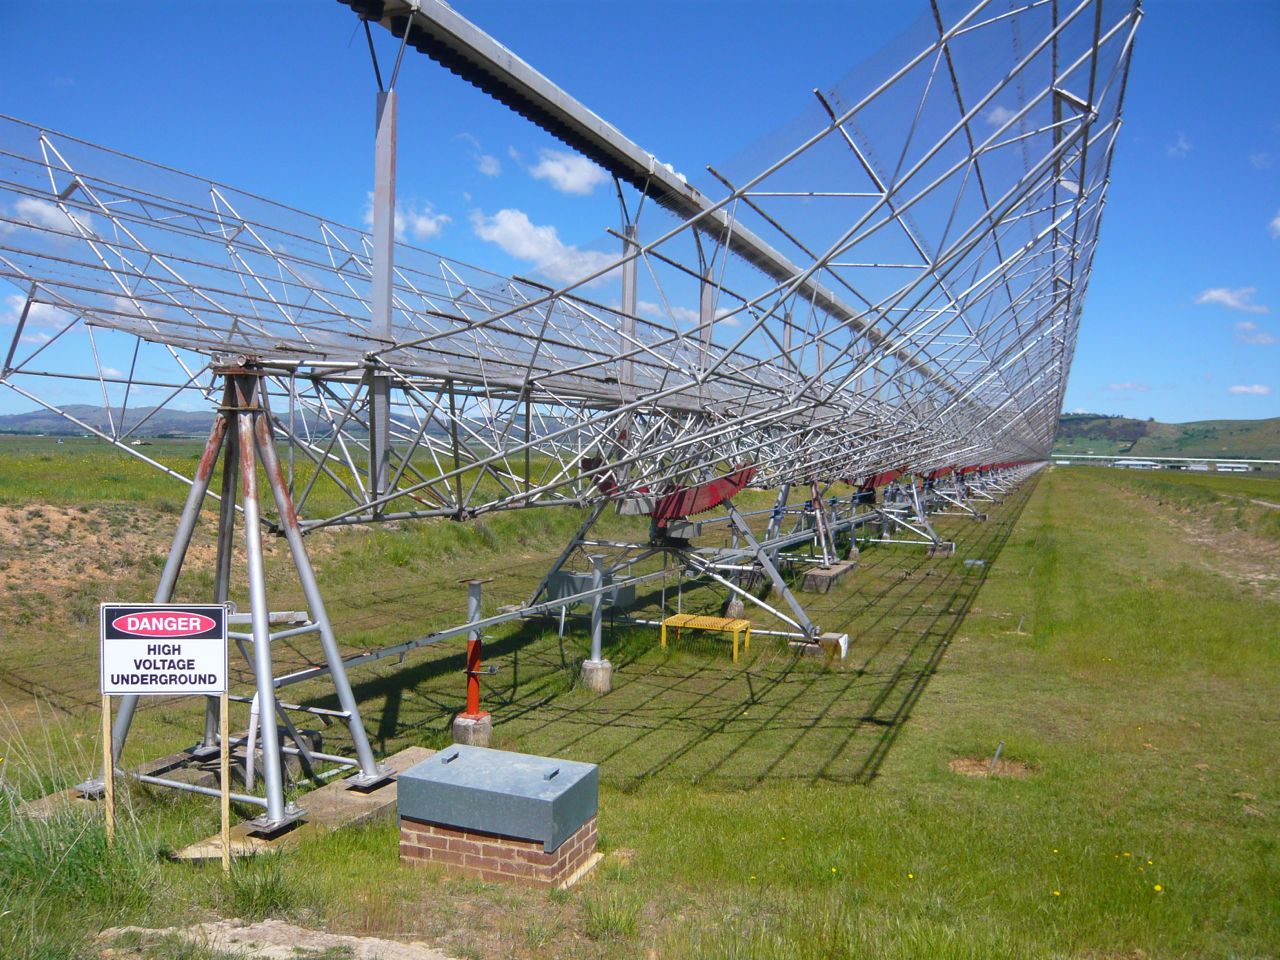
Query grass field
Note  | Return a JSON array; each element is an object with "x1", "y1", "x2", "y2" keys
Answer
[{"x1": 1, "y1": 446, "x2": 1278, "y2": 958}]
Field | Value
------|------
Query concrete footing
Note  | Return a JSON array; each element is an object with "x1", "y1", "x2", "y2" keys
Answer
[
  {"x1": 451, "y1": 713, "x2": 493, "y2": 747},
  {"x1": 788, "y1": 631, "x2": 850, "y2": 660},
  {"x1": 800, "y1": 558, "x2": 858, "y2": 593},
  {"x1": 580, "y1": 659, "x2": 613, "y2": 693},
  {"x1": 927, "y1": 541, "x2": 956, "y2": 558}
]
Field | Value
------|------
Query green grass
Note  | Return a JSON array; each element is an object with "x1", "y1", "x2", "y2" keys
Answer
[{"x1": 1, "y1": 451, "x2": 1277, "y2": 958}]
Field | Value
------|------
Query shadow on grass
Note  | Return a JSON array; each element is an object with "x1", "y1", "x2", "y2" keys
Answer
[{"x1": 314, "y1": 477, "x2": 1038, "y2": 790}]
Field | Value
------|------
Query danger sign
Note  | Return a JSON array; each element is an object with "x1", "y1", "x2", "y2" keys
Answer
[{"x1": 100, "y1": 603, "x2": 227, "y2": 696}]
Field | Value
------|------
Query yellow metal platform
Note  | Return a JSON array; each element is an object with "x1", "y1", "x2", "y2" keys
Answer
[{"x1": 660, "y1": 614, "x2": 752, "y2": 662}]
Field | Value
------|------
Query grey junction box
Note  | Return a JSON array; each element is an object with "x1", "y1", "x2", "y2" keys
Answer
[{"x1": 398, "y1": 745, "x2": 598, "y2": 852}]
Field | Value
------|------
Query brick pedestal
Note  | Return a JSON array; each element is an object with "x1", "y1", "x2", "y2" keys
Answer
[{"x1": 400, "y1": 815, "x2": 597, "y2": 887}]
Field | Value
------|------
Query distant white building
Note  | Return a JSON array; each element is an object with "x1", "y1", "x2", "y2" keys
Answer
[
  {"x1": 1215, "y1": 462, "x2": 1251, "y2": 473},
  {"x1": 1115, "y1": 459, "x2": 1159, "y2": 470}
]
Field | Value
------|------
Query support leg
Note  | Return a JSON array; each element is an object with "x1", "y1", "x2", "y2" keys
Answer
[
  {"x1": 253, "y1": 412, "x2": 387, "y2": 788},
  {"x1": 195, "y1": 420, "x2": 240, "y2": 759},
  {"x1": 237, "y1": 402, "x2": 293, "y2": 829},
  {"x1": 724, "y1": 500, "x2": 819, "y2": 640},
  {"x1": 452, "y1": 578, "x2": 492, "y2": 747},
  {"x1": 580, "y1": 554, "x2": 613, "y2": 692}
]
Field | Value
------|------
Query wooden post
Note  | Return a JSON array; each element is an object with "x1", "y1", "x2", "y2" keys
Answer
[
  {"x1": 219, "y1": 691, "x2": 231, "y2": 874},
  {"x1": 101, "y1": 694, "x2": 115, "y2": 848}
]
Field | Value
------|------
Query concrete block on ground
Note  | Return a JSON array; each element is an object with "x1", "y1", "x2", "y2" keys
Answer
[
  {"x1": 800, "y1": 558, "x2": 858, "y2": 593},
  {"x1": 580, "y1": 658, "x2": 613, "y2": 693},
  {"x1": 451, "y1": 713, "x2": 493, "y2": 747},
  {"x1": 787, "y1": 632, "x2": 849, "y2": 660},
  {"x1": 927, "y1": 541, "x2": 956, "y2": 558}
]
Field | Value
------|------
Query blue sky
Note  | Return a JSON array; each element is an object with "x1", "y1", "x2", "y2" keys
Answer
[{"x1": 1, "y1": 0, "x2": 1276, "y2": 423}]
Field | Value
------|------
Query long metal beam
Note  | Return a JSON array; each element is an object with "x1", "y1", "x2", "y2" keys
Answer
[{"x1": 344, "y1": 0, "x2": 961, "y2": 396}]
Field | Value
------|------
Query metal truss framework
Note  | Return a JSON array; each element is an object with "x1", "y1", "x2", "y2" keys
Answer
[{"x1": 0, "y1": 0, "x2": 1137, "y2": 825}]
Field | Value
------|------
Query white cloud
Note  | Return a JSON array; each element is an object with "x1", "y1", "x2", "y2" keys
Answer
[
  {"x1": 470, "y1": 208, "x2": 617, "y2": 286},
  {"x1": 1, "y1": 293, "x2": 76, "y2": 329},
  {"x1": 1107, "y1": 381, "x2": 1149, "y2": 392},
  {"x1": 636, "y1": 300, "x2": 735, "y2": 327},
  {"x1": 1270, "y1": 210, "x2": 1280, "y2": 239},
  {"x1": 1069, "y1": 407, "x2": 1089, "y2": 414},
  {"x1": 1166, "y1": 132, "x2": 1192, "y2": 160},
  {"x1": 715, "y1": 307, "x2": 741, "y2": 328},
  {"x1": 1241, "y1": 331, "x2": 1278, "y2": 345},
  {"x1": 984, "y1": 105, "x2": 1017, "y2": 127},
  {"x1": 1195, "y1": 286, "x2": 1269, "y2": 314},
  {"x1": 1249, "y1": 152, "x2": 1273, "y2": 170},
  {"x1": 637, "y1": 300, "x2": 698, "y2": 324},
  {"x1": 1228, "y1": 384, "x2": 1272, "y2": 395},
  {"x1": 1234, "y1": 320, "x2": 1277, "y2": 345},
  {"x1": 362, "y1": 193, "x2": 450, "y2": 243},
  {"x1": 101, "y1": 366, "x2": 124, "y2": 378},
  {"x1": 401, "y1": 205, "x2": 450, "y2": 242},
  {"x1": 456, "y1": 132, "x2": 502, "y2": 177},
  {"x1": 528, "y1": 149, "x2": 608, "y2": 196},
  {"x1": 13, "y1": 196, "x2": 97, "y2": 237}
]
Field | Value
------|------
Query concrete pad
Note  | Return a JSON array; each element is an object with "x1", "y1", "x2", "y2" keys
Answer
[
  {"x1": 171, "y1": 745, "x2": 434, "y2": 861},
  {"x1": 927, "y1": 541, "x2": 956, "y2": 558},
  {"x1": 451, "y1": 714, "x2": 493, "y2": 747},
  {"x1": 787, "y1": 632, "x2": 849, "y2": 660},
  {"x1": 800, "y1": 558, "x2": 858, "y2": 593},
  {"x1": 101, "y1": 920, "x2": 455, "y2": 960},
  {"x1": 19, "y1": 749, "x2": 199, "y2": 819}
]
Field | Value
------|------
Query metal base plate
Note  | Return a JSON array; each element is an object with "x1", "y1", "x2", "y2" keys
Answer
[
  {"x1": 248, "y1": 805, "x2": 306, "y2": 836},
  {"x1": 344, "y1": 764, "x2": 395, "y2": 792}
]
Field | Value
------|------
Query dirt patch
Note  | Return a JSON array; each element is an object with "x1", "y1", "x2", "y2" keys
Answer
[
  {"x1": 101, "y1": 919, "x2": 455, "y2": 959},
  {"x1": 0, "y1": 502, "x2": 216, "y2": 595},
  {"x1": 948, "y1": 756, "x2": 1031, "y2": 779},
  {"x1": 1101, "y1": 485, "x2": 1280, "y2": 600}
]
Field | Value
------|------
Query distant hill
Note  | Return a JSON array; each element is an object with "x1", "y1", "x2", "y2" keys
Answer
[
  {"x1": 1054, "y1": 413, "x2": 1280, "y2": 459},
  {"x1": 0, "y1": 404, "x2": 215, "y2": 437},
  {"x1": 0, "y1": 404, "x2": 450, "y2": 439}
]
